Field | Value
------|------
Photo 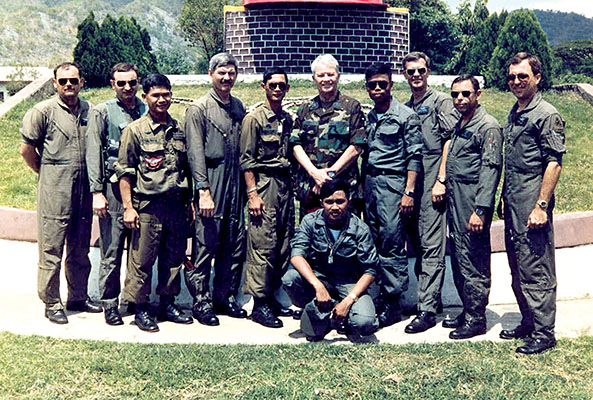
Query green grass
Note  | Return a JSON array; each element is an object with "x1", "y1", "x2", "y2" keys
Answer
[
  {"x1": 1, "y1": 332, "x2": 592, "y2": 399},
  {"x1": 2, "y1": 82, "x2": 593, "y2": 212}
]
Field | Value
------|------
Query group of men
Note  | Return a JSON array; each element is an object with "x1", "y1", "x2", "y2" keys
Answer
[{"x1": 21, "y1": 49, "x2": 565, "y2": 355}]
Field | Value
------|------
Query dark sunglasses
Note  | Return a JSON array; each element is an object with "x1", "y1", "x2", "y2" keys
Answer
[
  {"x1": 366, "y1": 80, "x2": 390, "y2": 90},
  {"x1": 451, "y1": 90, "x2": 474, "y2": 98},
  {"x1": 116, "y1": 79, "x2": 138, "y2": 88},
  {"x1": 507, "y1": 73, "x2": 530, "y2": 82},
  {"x1": 57, "y1": 78, "x2": 79, "y2": 86},
  {"x1": 268, "y1": 82, "x2": 287, "y2": 90},
  {"x1": 406, "y1": 67, "x2": 427, "y2": 76}
]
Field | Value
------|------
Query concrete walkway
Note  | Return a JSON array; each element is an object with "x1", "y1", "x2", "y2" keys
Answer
[{"x1": 1, "y1": 238, "x2": 591, "y2": 345}]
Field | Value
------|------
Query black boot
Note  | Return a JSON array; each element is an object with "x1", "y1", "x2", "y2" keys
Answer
[{"x1": 378, "y1": 296, "x2": 402, "y2": 328}]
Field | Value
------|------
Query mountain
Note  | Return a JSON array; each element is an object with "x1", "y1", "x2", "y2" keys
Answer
[
  {"x1": 533, "y1": 9, "x2": 593, "y2": 47},
  {"x1": 0, "y1": 0, "x2": 200, "y2": 68}
]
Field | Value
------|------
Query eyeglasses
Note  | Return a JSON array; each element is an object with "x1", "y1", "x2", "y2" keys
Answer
[
  {"x1": 57, "y1": 78, "x2": 79, "y2": 86},
  {"x1": 115, "y1": 79, "x2": 138, "y2": 88},
  {"x1": 406, "y1": 68, "x2": 427, "y2": 76},
  {"x1": 507, "y1": 73, "x2": 530, "y2": 82},
  {"x1": 268, "y1": 82, "x2": 287, "y2": 90},
  {"x1": 366, "y1": 80, "x2": 390, "y2": 90},
  {"x1": 450, "y1": 90, "x2": 474, "y2": 98}
]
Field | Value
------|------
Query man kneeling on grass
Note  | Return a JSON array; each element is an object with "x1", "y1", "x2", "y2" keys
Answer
[{"x1": 282, "y1": 179, "x2": 379, "y2": 341}]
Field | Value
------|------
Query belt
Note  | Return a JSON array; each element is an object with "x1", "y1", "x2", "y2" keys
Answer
[
  {"x1": 366, "y1": 166, "x2": 406, "y2": 177},
  {"x1": 257, "y1": 167, "x2": 290, "y2": 177}
]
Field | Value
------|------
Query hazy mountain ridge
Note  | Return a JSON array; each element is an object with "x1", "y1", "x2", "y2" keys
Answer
[
  {"x1": 0, "y1": 0, "x2": 199, "y2": 67},
  {"x1": 533, "y1": 9, "x2": 593, "y2": 47}
]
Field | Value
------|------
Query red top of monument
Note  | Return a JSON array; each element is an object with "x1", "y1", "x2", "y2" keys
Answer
[{"x1": 243, "y1": 0, "x2": 388, "y2": 9}]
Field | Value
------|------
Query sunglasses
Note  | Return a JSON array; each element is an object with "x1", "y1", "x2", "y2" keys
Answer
[
  {"x1": 115, "y1": 79, "x2": 138, "y2": 88},
  {"x1": 57, "y1": 78, "x2": 79, "y2": 86},
  {"x1": 366, "y1": 80, "x2": 390, "y2": 90},
  {"x1": 268, "y1": 82, "x2": 287, "y2": 90},
  {"x1": 406, "y1": 67, "x2": 427, "y2": 76},
  {"x1": 451, "y1": 90, "x2": 474, "y2": 98},
  {"x1": 507, "y1": 73, "x2": 530, "y2": 82}
]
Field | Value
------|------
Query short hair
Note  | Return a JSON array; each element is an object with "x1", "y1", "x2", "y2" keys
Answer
[
  {"x1": 320, "y1": 178, "x2": 350, "y2": 200},
  {"x1": 263, "y1": 67, "x2": 288, "y2": 84},
  {"x1": 365, "y1": 63, "x2": 392, "y2": 82},
  {"x1": 311, "y1": 54, "x2": 340, "y2": 74},
  {"x1": 452, "y1": 74, "x2": 480, "y2": 91},
  {"x1": 53, "y1": 62, "x2": 81, "y2": 78},
  {"x1": 141, "y1": 73, "x2": 171, "y2": 93},
  {"x1": 111, "y1": 63, "x2": 139, "y2": 80},
  {"x1": 209, "y1": 52, "x2": 238, "y2": 73},
  {"x1": 402, "y1": 52, "x2": 431, "y2": 70},
  {"x1": 509, "y1": 52, "x2": 542, "y2": 77}
]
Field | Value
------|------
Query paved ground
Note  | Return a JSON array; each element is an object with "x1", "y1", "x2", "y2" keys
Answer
[{"x1": 1, "y1": 239, "x2": 592, "y2": 345}]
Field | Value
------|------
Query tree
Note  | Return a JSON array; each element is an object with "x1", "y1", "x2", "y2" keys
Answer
[
  {"x1": 73, "y1": 12, "x2": 159, "y2": 87},
  {"x1": 450, "y1": 0, "x2": 489, "y2": 73},
  {"x1": 179, "y1": 0, "x2": 230, "y2": 63},
  {"x1": 155, "y1": 48, "x2": 196, "y2": 74},
  {"x1": 554, "y1": 39, "x2": 593, "y2": 76},
  {"x1": 485, "y1": 9, "x2": 554, "y2": 90},
  {"x1": 462, "y1": 10, "x2": 508, "y2": 75}
]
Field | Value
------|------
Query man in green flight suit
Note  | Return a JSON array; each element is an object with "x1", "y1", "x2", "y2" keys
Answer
[
  {"x1": 363, "y1": 62, "x2": 423, "y2": 328},
  {"x1": 445, "y1": 75, "x2": 503, "y2": 340},
  {"x1": 184, "y1": 53, "x2": 247, "y2": 326},
  {"x1": 290, "y1": 54, "x2": 367, "y2": 218},
  {"x1": 86, "y1": 63, "x2": 147, "y2": 326},
  {"x1": 402, "y1": 52, "x2": 459, "y2": 334},
  {"x1": 240, "y1": 67, "x2": 295, "y2": 328},
  {"x1": 499, "y1": 53, "x2": 566, "y2": 355},
  {"x1": 116, "y1": 73, "x2": 193, "y2": 332},
  {"x1": 21, "y1": 62, "x2": 102, "y2": 324}
]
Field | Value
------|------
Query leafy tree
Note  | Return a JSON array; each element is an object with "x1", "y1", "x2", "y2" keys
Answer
[
  {"x1": 73, "y1": 12, "x2": 159, "y2": 88},
  {"x1": 155, "y1": 48, "x2": 196, "y2": 74},
  {"x1": 554, "y1": 39, "x2": 593, "y2": 76},
  {"x1": 462, "y1": 10, "x2": 508, "y2": 75},
  {"x1": 485, "y1": 9, "x2": 554, "y2": 90},
  {"x1": 450, "y1": 0, "x2": 489, "y2": 73},
  {"x1": 387, "y1": 0, "x2": 461, "y2": 73}
]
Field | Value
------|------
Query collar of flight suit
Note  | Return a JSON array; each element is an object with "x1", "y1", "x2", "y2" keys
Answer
[
  {"x1": 408, "y1": 86, "x2": 435, "y2": 107},
  {"x1": 208, "y1": 88, "x2": 243, "y2": 121},
  {"x1": 309, "y1": 91, "x2": 345, "y2": 114},
  {"x1": 261, "y1": 103, "x2": 289, "y2": 124},
  {"x1": 56, "y1": 95, "x2": 87, "y2": 117},
  {"x1": 456, "y1": 104, "x2": 486, "y2": 132},
  {"x1": 146, "y1": 112, "x2": 177, "y2": 134},
  {"x1": 510, "y1": 91, "x2": 543, "y2": 117}
]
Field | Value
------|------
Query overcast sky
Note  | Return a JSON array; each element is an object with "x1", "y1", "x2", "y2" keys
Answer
[{"x1": 442, "y1": 0, "x2": 593, "y2": 18}]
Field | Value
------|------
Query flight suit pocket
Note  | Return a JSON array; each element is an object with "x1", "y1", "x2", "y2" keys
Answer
[
  {"x1": 172, "y1": 132, "x2": 186, "y2": 152},
  {"x1": 260, "y1": 132, "x2": 280, "y2": 159},
  {"x1": 378, "y1": 124, "x2": 400, "y2": 145}
]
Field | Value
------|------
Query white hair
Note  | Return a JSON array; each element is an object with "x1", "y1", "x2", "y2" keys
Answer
[{"x1": 311, "y1": 54, "x2": 340, "y2": 74}]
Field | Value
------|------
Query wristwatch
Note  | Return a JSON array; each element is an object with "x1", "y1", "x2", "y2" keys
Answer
[
  {"x1": 348, "y1": 292, "x2": 359, "y2": 302},
  {"x1": 437, "y1": 176, "x2": 446, "y2": 184},
  {"x1": 404, "y1": 190, "x2": 414, "y2": 197},
  {"x1": 536, "y1": 200, "x2": 548, "y2": 210},
  {"x1": 475, "y1": 207, "x2": 485, "y2": 216}
]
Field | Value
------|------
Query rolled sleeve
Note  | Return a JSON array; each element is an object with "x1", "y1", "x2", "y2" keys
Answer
[
  {"x1": 239, "y1": 114, "x2": 259, "y2": 172},
  {"x1": 290, "y1": 215, "x2": 314, "y2": 258},
  {"x1": 115, "y1": 127, "x2": 137, "y2": 179},
  {"x1": 289, "y1": 105, "x2": 306, "y2": 147},
  {"x1": 356, "y1": 224, "x2": 379, "y2": 277},
  {"x1": 349, "y1": 102, "x2": 367, "y2": 146},
  {"x1": 185, "y1": 105, "x2": 210, "y2": 189},
  {"x1": 475, "y1": 127, "x2": 503, "y2": 209},
  {"x1": 540, "y1": 113, "x2": 566, "y2": 166},
  {"x1": 404, "y1": 113, "x2": 423, "y2": 172},
  {"x1": 21, "y1": 107, "x2": 45, "y2": 147}
]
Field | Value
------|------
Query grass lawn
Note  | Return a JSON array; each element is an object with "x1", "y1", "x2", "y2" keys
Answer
[
  {"x1": 1, "y1": 81, "x2": 592, "y2": 212},
  {"x1": 1, "y1": 332, "x2": 592, "y2": 399}
]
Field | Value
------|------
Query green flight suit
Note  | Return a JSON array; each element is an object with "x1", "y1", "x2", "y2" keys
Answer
[
  {"x1": 502, "y1": 92, "x2": 566, "y2": 341},
  {"x1": 406, "y1": 87, "x2": 459, "y2": 313},
  {"x1": 363, "y1": 98, "x2": 422, "y2": 299},
  {"x1": 283, "y1": 209, "x2": 379, "y2": 338},
  {"x1": 21, "y1": 96, "x2": 93, "y2": 311},
  {"x1": 115, "y1": 113, "x2": 191, "y2": 305},
  {"x1": 290, "y1": 91, "x2": 367, "y2": 217},
  {"x1": 445, "y1": 105, "x2": 502, "y2": 323},
  {"x1": 86, "y1": 97, "x2": 147, "y2": 308},
  {"x1": 240, "y1": 104, "x2": 294, "y2": 299},
  {"x1": 184, "y1": 89, "x2": 246, "y2": 310}
]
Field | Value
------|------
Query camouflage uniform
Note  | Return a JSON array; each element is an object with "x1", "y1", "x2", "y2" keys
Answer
[
  {"x1": 446, "y1": 105, "x2": 502, "y2": 324},
  {"x1": 21, "y1": 96, "x2": 92, "y2": 312},
  {"x1": 363, "y1": 98, "x2": 422, "y2": 299},
  {"x1": 283, "y1": 209, "x2": 379, "y2": 338},
  {"x1": 290, "y1": 91, "x2": 367, "y2": 216},
  {"x1": 240, "y1": 104, "x2": 294, "y2": 299},
  {"x1": 184, "y1": 89, "x2": 246, "y2": 310},
  {"x1": 406, "y1": 87, "x2": 458, "y2": 313},
  {"x1": 86, "y1": 97, "x2": 147, "y2": 308},
  {"x1": 503, "y1": 92, "x2": 566, "y2": 341},
  {"x1": 115, "y1": 113, "x2": 191, "y2": 305}
]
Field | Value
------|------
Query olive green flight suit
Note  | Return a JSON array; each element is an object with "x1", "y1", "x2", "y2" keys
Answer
[
  {"x1": 184, "y1": 89, "x2": 246, "y2": 310},
  {"x1": 445, "y1": 105, "x2": 502, "y2": 323},
  {"x1": 115, "y1": 113, "x2": 191, "y2": 305},
  {"x1": 240, "y1": 104, "x2": 294, "y2": 299},
  {"x1": 86, "y1": 97, "x2": 147, "y2": 308},
  {"x1": 283, "y1": 209, "x2": 379, "y2": 338},
  {"x1": 290, "y1": 91, "x2": 367, "y2": 217},
  {"x1": 406, "y1": 87, "x2": 459, "y2": 313},
  {"x1": 503, "y1": 92, "x2": 566, "y2": 341},
  {"x1": 363, "y1": 98, "x2": 422, "y2": 299},
  {"x1": 21, "y1": 96, "x2": 93, "y2": 311}
]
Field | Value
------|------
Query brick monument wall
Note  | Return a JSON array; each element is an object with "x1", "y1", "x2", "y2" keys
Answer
[{"x1": 224, "y1": 5, "x2": 409, "y2": 74}]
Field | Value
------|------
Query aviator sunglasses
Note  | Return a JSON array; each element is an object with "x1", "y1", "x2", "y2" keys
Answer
[
  {"x1": 450, "y1": 90, "x2": 474, "y2": 98},
  {"x1": 268, "y1": 82, "x2": 287, "y2": 90},
  {"x1": 115, "y1": 79, "x2": 138, "y2": 88},
  {"x1": 406, "y1": 67, "x2": 427, "y2": 76},
  {"x1": 507, "y1": 73, "x2": 530, "y2": 82},
  {"x1": 57, "y1": 78, "x2": 79, "y2": 86},
  {"x1": 366, "y1": 80, "x2": 390, "y2": 90}
]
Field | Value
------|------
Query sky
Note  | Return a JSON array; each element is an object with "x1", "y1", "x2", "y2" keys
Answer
[{"x1": 442, "y1": 0, "x2": 593, "y2": 18}]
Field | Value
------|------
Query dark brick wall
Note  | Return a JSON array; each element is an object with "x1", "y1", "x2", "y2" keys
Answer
[{"x1": 224, "y1": 6, "x2": 409, "y2": 74}]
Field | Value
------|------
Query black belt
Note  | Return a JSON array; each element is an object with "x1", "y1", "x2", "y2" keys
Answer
[
  {"x1": 257, "y1": 167, "x2": 290, "y2": 177},
  {"x1": 366, "y1": 166, "x2": 406, "y2": 177}
]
